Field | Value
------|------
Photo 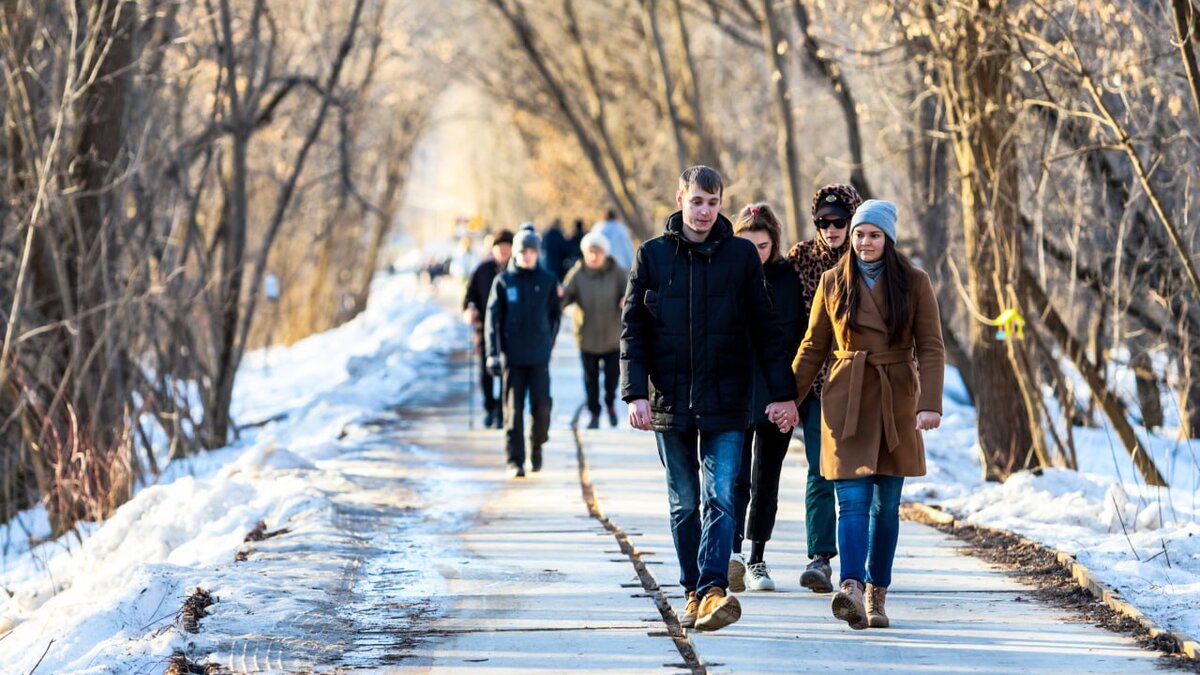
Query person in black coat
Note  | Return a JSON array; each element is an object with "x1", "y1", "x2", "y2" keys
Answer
[
  {"x1": 486, "y1": 225, "x2": 562, "y2": 478},
  {"x1": 463, "y1": 229, "x2": 513, "y2": 428},
  {"x1": 728, "y1": 203, "x2": 806, "y2": 593},
  {"x1": 539, "y1": 218, "x2": 570, "y2": 281},
  {"x1": 620, "y1": 166, "x2": 799, "y2": 632}
]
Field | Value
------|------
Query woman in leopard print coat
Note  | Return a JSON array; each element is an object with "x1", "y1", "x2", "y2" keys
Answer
[{"x1": 784, "y1": 183, "x2": 862, "y2": 593}]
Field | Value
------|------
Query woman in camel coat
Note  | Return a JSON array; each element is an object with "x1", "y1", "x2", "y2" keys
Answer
[{"x1": 791, "y1": 199, "x2": 945, "y2": 631}]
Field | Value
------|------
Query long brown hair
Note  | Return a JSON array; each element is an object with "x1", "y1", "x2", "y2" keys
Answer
[
  {"x1": 829, "y1": 238, "x2": 916, "y2": 346},
  {"x1": 733, "y1": 202, "x2": 784, "y2": 263}
]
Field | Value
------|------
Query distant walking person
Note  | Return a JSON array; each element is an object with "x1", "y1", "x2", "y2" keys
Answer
[
  {"x1": 728, "y1": 203, "x2": 805, "y2": 593},
  {"x1": 592, "y1": 208, "x2": 636, "y2": 271},
  {"x1": 792, "y1": 199, "x2": 945, "y2": 630},
  {"x1": 785, "y1": 183, "x2": 862, "y2": 594},
  {"x1": 621, "y1": 166, "x2": 798, "y2": 632},
  {"x1": 562, "y1": 231, "x2": 626, "y2": 429},
  {"x1": 486, "y1": 225, "x2": 562, "y2": 478},
  {"x1": 464, "y1": 229, "x2": 514, "y2": 428},
  {"x1": 540, "y1": 218, "x2": 570, "y2": 281}
]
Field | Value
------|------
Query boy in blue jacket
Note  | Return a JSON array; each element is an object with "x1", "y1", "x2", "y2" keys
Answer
[{"x1": 486, "y1": 225, "x2": 563, "y2": 478}]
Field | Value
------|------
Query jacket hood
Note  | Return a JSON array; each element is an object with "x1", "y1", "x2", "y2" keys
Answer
[{"x1": 664, "y1": 211, "x2": 733, "y2": 257}]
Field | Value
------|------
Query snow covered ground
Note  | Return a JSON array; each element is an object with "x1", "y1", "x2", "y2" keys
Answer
[
  {"x1": 0, "y1": 261, "x2": 1196, "y2": 672},
  {"x1": 0, "y1": 272, "x2": 472, "y2": 673},
  {"x1": 907, "y1": 366, "x2": 1200, "y2": 643}
]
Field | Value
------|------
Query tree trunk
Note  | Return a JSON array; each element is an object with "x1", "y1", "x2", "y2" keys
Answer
[
  {"x1": 942, "y1": 1, "x2": 1039, "y2": 481},
  {"x1": 1129, "y1": 348, "x2": 1164, "y2": 431},
  {"x1": 791, "y1": 0, "x2": 871, "y2": 198},
  {"x1": 1172, "y1": 0, "x2": 1200, "y2": 123},
  {"x1": 759, "y1": 0, "x2": 804, "y2": 243},
  {"x1": 642, "y1": 0, "x2": 689, "y2": 170},
  {"x1": 670, "y1": 0, "x2": 717, "y2": 166}
]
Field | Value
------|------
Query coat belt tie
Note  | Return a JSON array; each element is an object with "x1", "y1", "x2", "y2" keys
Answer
[{"x1": 833, "y1": 349, "x2": 914, "y2": 452}]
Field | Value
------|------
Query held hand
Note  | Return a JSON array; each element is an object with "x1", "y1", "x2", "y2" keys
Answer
[
  {"x1": 765, "y1": 401, "x2": 799, "y2": 433},
  {"x1": 916, "y1": 411, "x2": 941, "y2": 431},
  {"x1": 628, "y1": 399, "x2": 653, "y2": 431}
]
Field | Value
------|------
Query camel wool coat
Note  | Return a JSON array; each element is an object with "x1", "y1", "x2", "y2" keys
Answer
[{"x1": 792, "y1": 266, "x2": 945, "y2": 480}]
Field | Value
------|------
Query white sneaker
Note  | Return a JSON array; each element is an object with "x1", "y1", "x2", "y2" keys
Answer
[
  {"x1": 746, "y1": 561, "x2": 776, "y2": 591},
  {"x1": 728, "y1": 552, "x2": 747, "y2": 593}
]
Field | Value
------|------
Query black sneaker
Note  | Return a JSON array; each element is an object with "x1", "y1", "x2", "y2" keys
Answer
[
  {"x1": 531, "y1": 447, "x2": 543, "y2": 472},
  {"x1": 483, "y1": 410, "x2": 496, "y2": 428},
  {"x1": 606, "y1": 403, "x2": 619, "y2": 427},
  {"x1": 801, "y1": 554, "x2": 834, "y2": 593},
  {"x1": 505, "y1": 463, "x2": 525, "y2": 479},
  {"x1": 587, "y1": 413, "x2": 600, "y2": 429}
]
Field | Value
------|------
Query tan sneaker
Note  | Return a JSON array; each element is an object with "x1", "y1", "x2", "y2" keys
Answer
[
  {"x1": 693, "y1": 587, "x2": 742, "y2": 632},
  {"x1": 679, "y1": 591, "x2": 699, "y2": 629},
  {"x1": 831, "y1": 579, "x2": 868, "y2": 630},
  {"x1": 866, "y1": 584, "x2": 889, "y2": 628}
]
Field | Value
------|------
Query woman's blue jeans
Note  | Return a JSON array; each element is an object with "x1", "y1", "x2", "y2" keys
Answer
[
  {"x1": 834, "y1": 474, "x2": 905, "y2": 588},
  {"x1": 655, "y1": 428, "x2": 744, "y2": 596}
]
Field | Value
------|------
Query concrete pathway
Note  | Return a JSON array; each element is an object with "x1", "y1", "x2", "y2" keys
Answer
[{"x1": 398, "y1": 337, "x2": 1165, "y2": 674}]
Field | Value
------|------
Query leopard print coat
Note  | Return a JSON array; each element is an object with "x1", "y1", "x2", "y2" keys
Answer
[{"x1": 783, "y1": 183, "x2": 861, "y2": 400}]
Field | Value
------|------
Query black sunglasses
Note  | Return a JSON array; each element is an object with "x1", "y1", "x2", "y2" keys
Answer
[{"x1": 815, "y1": 217, "x2": 850, "y2": 230}]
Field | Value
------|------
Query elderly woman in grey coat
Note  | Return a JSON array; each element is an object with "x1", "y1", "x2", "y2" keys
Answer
[{"x1": 562, "y1": 231, "x2": 628, "y2": 428}]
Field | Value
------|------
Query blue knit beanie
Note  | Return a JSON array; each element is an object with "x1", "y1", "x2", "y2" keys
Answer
[{"x1": 850, "y1": 199, "x2": 898, "y2": 243}]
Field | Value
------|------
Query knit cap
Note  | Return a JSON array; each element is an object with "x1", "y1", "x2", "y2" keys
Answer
[
  {"x1": 580, "y1": 230, "x2": 610, "y2": 254},
  {"x1": 513, "y1": 223, "x2": 540, "y2": 251},
  {"x1": 850, "y1": 199, "x2": 898, "y2": 243}
]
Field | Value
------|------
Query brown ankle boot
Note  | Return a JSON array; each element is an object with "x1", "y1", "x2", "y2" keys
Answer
[
  {"x1": 865, "y1": 584, "x2": 889, "y2": 627},
  {"x1": 831, "y1": 579, "x2": 867, "y2": 630}
]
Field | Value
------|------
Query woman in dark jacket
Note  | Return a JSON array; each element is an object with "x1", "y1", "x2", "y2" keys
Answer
[{"x1": 728, "y1": 203, "x2": 806, "y2": 592}]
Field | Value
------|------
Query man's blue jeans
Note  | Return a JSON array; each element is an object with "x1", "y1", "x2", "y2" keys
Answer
[
  {"x1": 655, "y1": 428, "x2": 744, "y2": 596},
  {"x1": 834, "y1": 474, "x2": 905, "y2": 588}
]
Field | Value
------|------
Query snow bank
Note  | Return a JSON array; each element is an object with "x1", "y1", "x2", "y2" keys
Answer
[
  {"x1": 913, "y1": 363, "x2": 1200, "y2": 643},
  {"x1": 0, "y1": 272, "x2": 467, "y2": 673}
]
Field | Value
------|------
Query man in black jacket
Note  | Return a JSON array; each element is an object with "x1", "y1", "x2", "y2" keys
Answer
[
  {"x1": 621, "y1": 166, "x2": 799, "y2": 632},
  {"x1": 464, "y1": 230, "x2": 513, "y2": 428},
  {"x1": 486, "y1": 226, "x2": 562, "y2": 478}
]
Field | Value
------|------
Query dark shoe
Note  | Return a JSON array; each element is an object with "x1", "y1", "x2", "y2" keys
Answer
[
  {"x1": 531, "y1": 447, "x2": 543, "y2": 472},
  {"x1": 505, "y1": 463, "x2": 525, "y2": 479},
  {"x1": 679, "y1": 591, "x2": 699, "y2": 629},
  {"x1": 694, "y1": 587, "x2": 741, "y2": 631},
  {"x1": 866, "y1": 583, "x2": 889, "y2": 628},
  {"x1": 727, "y1": 552, "x2": 747, "y2": 593},
  {"x1": 832, "y1": 579, "x2": 868, "y2": 630},
  {"x1": 801, "y1": 554, "x2": 834, "y2": 593},
  {"x1": 492, "y1": 414, "x2": 505, "y2": 430},
  {"x1": 586, "y1": 413, "x2": 600, "y2": 430},
  {"x1": 483, "y1": 410, "x2": 496, "y2": 428},
  {"x1": 606, "y1": 403, "x2": 618, "y2": 427}
]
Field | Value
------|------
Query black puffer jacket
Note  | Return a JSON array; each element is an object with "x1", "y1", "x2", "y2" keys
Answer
[
  {"x1": 620, "y1": 212, "x2": 798, "y2": 432},
  {"x1": 750, "y1": 259, "x2": 806, "y2": 425},
  {"x1": 485, "y1": 262, "x2": 562, "y2": 367}
]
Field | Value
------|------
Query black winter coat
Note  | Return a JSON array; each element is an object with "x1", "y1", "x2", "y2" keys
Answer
[
  {"x1": 464, "y1": 258, "x2": 502, "y2": 332},
  {"x1": 486, "y1": 261, "x2": 562, "y2": 367},
  {"x1": 750, "y1": 259, "x2": 806, "y2": 425},
  {"x1": 620, "y1": 212, "x2": 798, "y2": 432}
]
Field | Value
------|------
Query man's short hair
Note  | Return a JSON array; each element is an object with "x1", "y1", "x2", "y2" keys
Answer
[{"x1": 678, "y1": 165, "x2": 723, "y2": 196}]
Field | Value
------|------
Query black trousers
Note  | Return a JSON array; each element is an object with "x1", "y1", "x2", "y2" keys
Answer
[
  {"x1": 477, "y1": 333, "x2": 500, "y2": 416},
  {"x1": 733, "y1": 421, "x2": 792, "y2": 549},
  {"x1": 503, "y1": 364, "x2": 552, "y2": 467},
  {"x1": 581, "y1": 350, "x2": 619, "y2": 415}
]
